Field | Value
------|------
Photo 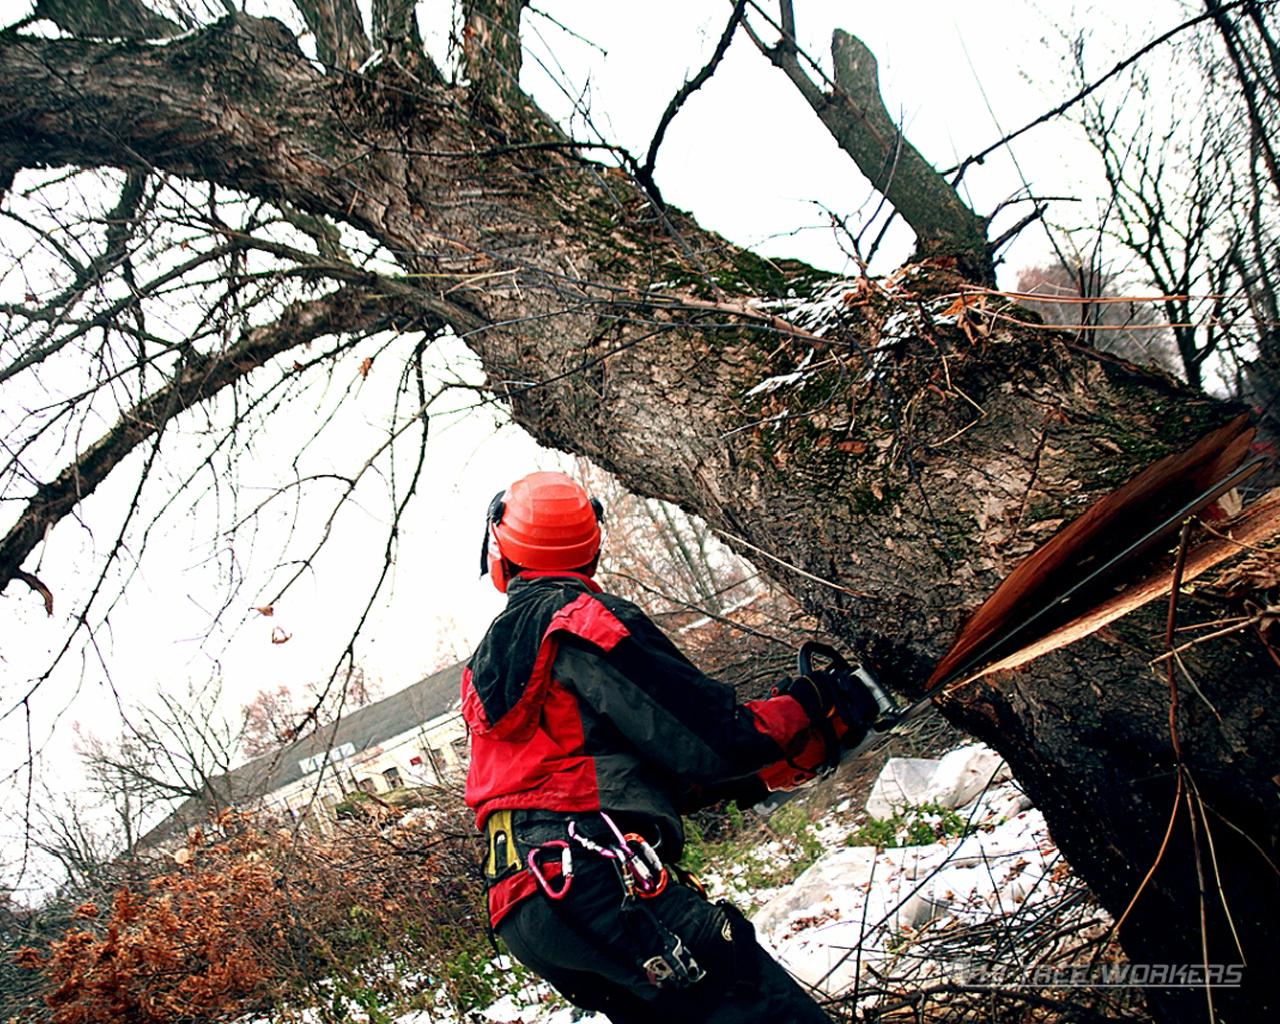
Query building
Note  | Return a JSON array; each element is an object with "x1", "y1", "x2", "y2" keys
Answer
[{"x1": 140, "y1": 661, "x2": 466, "y2": 849}]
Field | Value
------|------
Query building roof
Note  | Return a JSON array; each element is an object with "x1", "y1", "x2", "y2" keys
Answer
[{"x1": 139, "y1": 660, "x2": 464, "y2": 848}]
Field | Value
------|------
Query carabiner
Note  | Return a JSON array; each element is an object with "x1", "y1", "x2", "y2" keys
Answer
[
  {"x1": 623, "y1": 832, "x2": 668, "y2": 897},
  {"x1": 527, "y1": 840, "x2": 573, "y2": 900}
]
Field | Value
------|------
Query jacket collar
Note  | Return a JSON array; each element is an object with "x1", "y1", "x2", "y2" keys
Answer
[{"x1": 507, "y1": 571, "x2": 602, "y2": 597}]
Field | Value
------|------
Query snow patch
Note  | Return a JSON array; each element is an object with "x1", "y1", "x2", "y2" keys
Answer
[
  {"x1": 744, "y1": 348, "x2": 815, "y2": 397},
  {"x1": 864, "y1": 757, "x2": 937, "y2": 817}
]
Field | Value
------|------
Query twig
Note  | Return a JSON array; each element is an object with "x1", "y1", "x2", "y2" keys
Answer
[{"x1": 638, "y1": 0, "x2": 747, "y2": 200}]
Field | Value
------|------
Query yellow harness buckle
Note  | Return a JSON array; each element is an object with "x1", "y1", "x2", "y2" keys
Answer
[{"x1": 484, "y1": 809, "x2": 521, "y2": 879}]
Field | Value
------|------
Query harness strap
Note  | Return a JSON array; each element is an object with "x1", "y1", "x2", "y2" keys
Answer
[{"x1": 484, "y1": 809, "x2": 552, "y2": 927}]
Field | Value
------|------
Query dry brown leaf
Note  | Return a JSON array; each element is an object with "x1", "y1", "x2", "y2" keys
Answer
[
  {"x1": 358, "y1": 356, "x2": 373, "y2": 378},
  {"x1": 270, "y1": 626, "x2": 292, "y2": 645}
]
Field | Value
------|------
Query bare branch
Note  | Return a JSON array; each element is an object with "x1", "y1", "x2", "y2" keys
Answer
[
  {"x1": 950, "y1": 0, "x2": 1252, "y2": 178},
  {"x1": 638, "y1": 0, "x2": 747, "y2": 201},
  {"x1": 1209, "y1": 0, "x2": 1280, "y2": 200},
  {"x1": 0, "y1": 286, "x2": 405, "y2": 600}
]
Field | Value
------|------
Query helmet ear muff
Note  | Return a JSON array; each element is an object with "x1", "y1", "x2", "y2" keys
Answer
[{"x1": 480, "y1": 491, "x2": 510, "y2": 592}]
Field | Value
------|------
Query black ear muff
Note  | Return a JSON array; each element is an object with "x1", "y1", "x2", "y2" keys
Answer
[
  {"x1": 479, "y1": 490, "x2": 506, "y2": 575},
  {"x1": 487, "y1": 492, "x2": 506, "y2": 524},
  {"x1": 590, "y1": 497, "x2": 604, "y2": 522}
]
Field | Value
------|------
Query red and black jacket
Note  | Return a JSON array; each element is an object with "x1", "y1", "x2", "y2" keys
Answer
[{"x1": 462, "y1": 572, "x2": 826, "y2": 860}]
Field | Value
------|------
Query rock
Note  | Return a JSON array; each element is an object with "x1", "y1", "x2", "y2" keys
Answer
[
  {"x1": 920, "y1": 745, "x2": 1008, "y2": 811},
  {"x1": 865, "y1": 757, "x2": 939, "y2": 818},
  {"x1": 751, "y1": 846, "x2": 877, "y2": 940},
  {"x1": 959, "y1": 781, "x2": 1033, "y2": 823}
]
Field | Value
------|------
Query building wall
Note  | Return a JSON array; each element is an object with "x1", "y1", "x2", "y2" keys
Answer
[{"x1": 256, "y1": 710, "x2": 467, "y2": 831}]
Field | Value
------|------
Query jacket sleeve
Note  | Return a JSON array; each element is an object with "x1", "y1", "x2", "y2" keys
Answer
[{"x1": 551, "y1": 597, "x2": 821, "y2": 791}]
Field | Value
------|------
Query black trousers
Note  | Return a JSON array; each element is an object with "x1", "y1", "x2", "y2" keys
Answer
[{"x1": 497, "y1": 853, "x2": 832, "y2": 1024}]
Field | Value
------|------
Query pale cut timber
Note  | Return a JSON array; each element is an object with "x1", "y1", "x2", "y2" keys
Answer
[
  {"x1": 927, "y1": 413, "x2": 1255, "y2": 687},
  {"x1": 944, "y1": 487, "x2": 1280, "y2": 688}
]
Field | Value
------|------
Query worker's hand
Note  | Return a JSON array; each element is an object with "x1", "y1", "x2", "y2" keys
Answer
[
  {"x1": 775, "y1": 670, "x2": 840, "y2": 724},
  {"x1": 778, "y1": 669, "x2": 879, "y2": 747}
]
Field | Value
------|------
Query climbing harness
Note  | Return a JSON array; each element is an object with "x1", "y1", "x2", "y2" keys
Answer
[
  {"x1": 489, "y1": 809, "x2": 710, "y2": 990},
  {"x1": 563, "y1": 812, "x2": 705, "y2": 988}
]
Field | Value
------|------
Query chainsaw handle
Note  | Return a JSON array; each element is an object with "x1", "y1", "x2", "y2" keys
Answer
[
  {"x1": 797, "y1": 641, "x2": 899, "y2": 726},
  {"x1": 796, "y1": 640, "x2": 851, "y2": 678}
]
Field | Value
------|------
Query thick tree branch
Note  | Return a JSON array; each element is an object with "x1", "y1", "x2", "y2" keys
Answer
[
  {"x1": 372, "y1": 0, "x2": 426, "y2": 68},
  {"x1": 0, "y1": 17, "x2": 351, "y2": 219},
  {"x1": 0, "y1": 287, "x2": 405, "y2": 600},
  {"x1": 751, "y1": 6, "x2": 991, "y2": 282},
  {"x1": 827, "y1": 30, "x2": 990, "y2": 279},
  {"x1": 462, "y1": 0, "x2": 527, "y2": 106},
  {"x1": 0, "y1": 16, "x2": 490, "y2": 287},
  {"x1": 294, "y1": 0, "x2": 371, "y2": 73},
  {"x1": 32, "y1": 0, "x2": 181, "y2": 39}
]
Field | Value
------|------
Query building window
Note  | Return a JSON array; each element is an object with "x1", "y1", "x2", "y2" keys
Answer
[
  {"x1": 382, "y1": 766, "x2": 403, "y2": 790},
  {"x1": 356, "y1": 777, "x2": 378, "y2": 795}
]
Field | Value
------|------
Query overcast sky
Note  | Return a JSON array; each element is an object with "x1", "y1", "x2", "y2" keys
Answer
[{"x1": 0, "y1": 0, "x2": 1186, "y2": 891}]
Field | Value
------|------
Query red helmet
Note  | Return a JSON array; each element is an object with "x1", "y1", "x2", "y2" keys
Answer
[{"x1": 481, "y1": 471, "x2": 603, "y2": 593}]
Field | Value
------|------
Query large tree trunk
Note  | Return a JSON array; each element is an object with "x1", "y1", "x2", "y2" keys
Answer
[{"x1": 2, "y1": 12, "x2": 1277, "y2": 1019}]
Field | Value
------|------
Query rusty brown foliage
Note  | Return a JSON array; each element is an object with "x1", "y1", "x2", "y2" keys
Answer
[{"x1": 16, "y1": 802, "x2": 484, "y2": 1024}]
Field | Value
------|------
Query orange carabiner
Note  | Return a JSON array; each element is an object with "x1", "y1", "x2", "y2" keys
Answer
[{"x1": 623, "y1": 832, "x2": 668, "y2": 898}]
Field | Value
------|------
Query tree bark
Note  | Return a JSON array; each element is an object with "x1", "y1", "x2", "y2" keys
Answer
[{"x1": 1, "y1": 13, "x2": 1277, "y2": 1019}]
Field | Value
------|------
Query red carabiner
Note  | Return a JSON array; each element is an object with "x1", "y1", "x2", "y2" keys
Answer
[{"x1": 527, "y1": 840, "x2": 573, "y2": 900}]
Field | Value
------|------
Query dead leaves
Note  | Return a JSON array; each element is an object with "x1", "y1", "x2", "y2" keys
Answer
[
  {"x1": 254, "y1": 605, "x2": 289, "y2": 643},
  {"x1": 941, "y1": 292, "x2": 991, "y2": 344},
  {"x1": 1209, "y1": 538, "x2": 1280, "y2": 596}
]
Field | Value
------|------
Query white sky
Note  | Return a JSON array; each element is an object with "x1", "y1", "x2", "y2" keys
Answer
[{"x1": 0, "y1": 0, "x2": 1190, "y2": 890}]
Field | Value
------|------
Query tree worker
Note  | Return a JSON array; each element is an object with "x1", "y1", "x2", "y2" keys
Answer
[{"x1": 462, "y1": 470, "x2": 877, "y2": 1024}]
